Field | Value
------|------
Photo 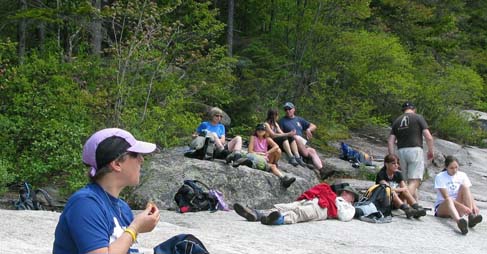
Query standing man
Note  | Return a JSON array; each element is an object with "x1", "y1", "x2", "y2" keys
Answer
[
  {"x1": 388, "y1": 101, "x2": 434, "y2": 200},
  {"x1": 279, "y1": 102, "x2": 335, "y2": 179}
]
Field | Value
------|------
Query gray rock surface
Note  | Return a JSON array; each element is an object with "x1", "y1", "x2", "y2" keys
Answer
[
  {"x1": 130, "y1": 148, "x2": 319, "y2": 210},
  {"x1": 2, "y1": 127, "x2": 487, "y2": 253}
]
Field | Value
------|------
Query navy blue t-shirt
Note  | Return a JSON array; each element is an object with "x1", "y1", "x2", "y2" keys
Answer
[
  {"x1": 53, "y1": 183, "x2": 138, "y2": 253},
  {"x1": 279, "y1": 116, "x2": 310, "y2": 137}
]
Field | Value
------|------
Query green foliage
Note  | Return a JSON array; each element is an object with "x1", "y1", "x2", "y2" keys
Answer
[
  {"x1": 3, "y1": 0, "x2": 487, "y2": 196},
  {"x1": 0, "y1": 52, "x2": 93, "y2": 192}
]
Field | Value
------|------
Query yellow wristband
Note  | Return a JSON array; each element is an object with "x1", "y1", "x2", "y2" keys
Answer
[{"x1": 124, "y1": 228, "x2": 137, "y2": 243}]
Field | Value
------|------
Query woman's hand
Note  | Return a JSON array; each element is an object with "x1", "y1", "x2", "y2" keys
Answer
[
  {"x1": 288, "y1": 129, "x2": 296, "y2": 137},
  {"x1": 130, "y1": 203, "x2": 160, "y2": 234}
]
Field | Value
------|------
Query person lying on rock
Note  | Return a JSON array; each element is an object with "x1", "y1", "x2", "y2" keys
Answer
[
  {"x1": 194, "y1": 107, "x2": 243, "y2": 163},
  {"x1": 434, "y1": 155, "x2": 483, "y2": 235},
  {"x1": 53, "y1": 128, "x2": 160, "y2": 253},
  {"x1": 233, "y1": 183, "x2": 358, "y2": 225},
  {"x1": 279, "y1": 102, "x2": 335, "y2": 180},
  {"x1": 375, "y1": 154, "x2": 426, "y2": 218},
  {"x1": 232, "y1": 123, "x2": 296, "y2": 188}
]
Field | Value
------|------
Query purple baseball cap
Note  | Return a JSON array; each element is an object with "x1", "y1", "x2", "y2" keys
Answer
[{"x1": 82, "y1": 128, "x2": 156, "y2": 177}]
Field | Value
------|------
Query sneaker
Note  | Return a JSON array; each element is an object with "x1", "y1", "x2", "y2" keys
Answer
[
  {"x1": 288, "y1": 157, "x2": 299, "y2": 167},
  {"x1": 233, "y1": 157, "x2": 253, "y2": 168},
  {"x1": 280, "y1": 176, "x2": 296, "y2": 188},
  {"x1": 260, "y1": 211, "x2": 284, "y2": 225},
  {"x1": 468, "y1": 214, "x2": 483, "y2": 228},
  {"x1": 295, "y1": 157, "x2": 307, "y2": 167},
  {"x1": 457, "y1": 218, "x2": 468, "y2": 235},
  {"x1": 233, "y1": 203, "x2": 258, "y2": 221}
]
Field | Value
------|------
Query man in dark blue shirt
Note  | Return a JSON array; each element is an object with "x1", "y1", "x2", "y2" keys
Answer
[{"x1": 279, "y1": 102, "x2": 335, "y2": 179}]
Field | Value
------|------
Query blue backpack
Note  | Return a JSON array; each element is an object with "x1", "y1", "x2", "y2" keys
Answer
[{"x1": 153, "y1": 234, "x2": 209, "y2": 254}]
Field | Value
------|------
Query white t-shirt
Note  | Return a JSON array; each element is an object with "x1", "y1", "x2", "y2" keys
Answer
[{"x1": 434, "y1": 170, "x2": 471, "y2": 208}]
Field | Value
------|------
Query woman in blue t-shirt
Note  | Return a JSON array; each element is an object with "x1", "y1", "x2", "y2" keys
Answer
[
  {"x1": 53, "y1": 128, "x2": 160, "y2": 253},
  {"x1": 195, "y1": 107, "x2": 243, "y2": 162}
]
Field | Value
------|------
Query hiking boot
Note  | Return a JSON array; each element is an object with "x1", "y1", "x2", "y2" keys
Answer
[
  {"x1": 403, "y1": 207, "x2": 415, "y2": 219},
  {"x1": 288, "y1": 157, "x2": 299, "y2": 167},
  {"x1": 260, "y1": 211, "x2": 284, "y2": 225},
  {"x1": 457, "y1": 218, "x2": 468, "y2": 235},
  {"x1": 468, "y1": 214, "x2": 483, "y2": 228},
  {"x1": 280, "y1": 175, "x2": 296, "y2": 188},
  {"x1": 233, "y1": 203, "x2": 259, "y2": 221},
  {"x1": 319, "y1": 168, "x2": 336, "y2": 180},
  {"x1": 233, "y1": 157, "x2": 253, "y2": 168},
  {"x1": 412, "y1": 207, "x2": 427, "y2": 218},
  {"x1": 295, "y1": 157, "x2": 307, "y2": 167},
  {"x1": 225, "y1": 153, "x2": 235, "y2": 164}
]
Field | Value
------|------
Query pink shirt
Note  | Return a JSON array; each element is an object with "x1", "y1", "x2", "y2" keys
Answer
[{"x1": 253, "y1": 136, "x2": 268, "y2": 154}]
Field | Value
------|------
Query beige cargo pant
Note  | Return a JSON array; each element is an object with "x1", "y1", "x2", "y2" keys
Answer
[{"x1": 272, "y1": 198, "x2": 328, "y2": 224}]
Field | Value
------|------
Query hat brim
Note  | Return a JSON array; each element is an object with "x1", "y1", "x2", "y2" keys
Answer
[
  {"x1": 127, "y1": 140, "x2": 156, "y2": 154},
  {"x1": 339, "y1": 187, "x2": 359, "y2": 202}
]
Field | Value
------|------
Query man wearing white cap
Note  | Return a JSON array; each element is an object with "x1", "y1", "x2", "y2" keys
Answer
[{"x1": 53, "y1": 128, "x2": 160, "y2": 254}]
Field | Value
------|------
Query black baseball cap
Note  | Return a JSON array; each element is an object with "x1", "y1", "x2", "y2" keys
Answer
[
  {"x1": 255, "y1": 123, "x2": 266, "y2": 131},
  {"x1": 401, "y1": 101, "x2": 415, "y2": 111}
]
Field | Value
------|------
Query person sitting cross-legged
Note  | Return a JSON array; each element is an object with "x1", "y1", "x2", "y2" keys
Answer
[{"x1": 233, "y1": 183, "x2": 358, "y2": 225}]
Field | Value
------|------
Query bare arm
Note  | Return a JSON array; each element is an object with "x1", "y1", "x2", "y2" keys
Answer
[
  {"x1": 89, "y1": 205, "x2": 160, "y2": 254},
  {"x1": 387, "y1": 134, "x2": 396, "y2": 155},
  {"x1": 423, "y1": 129, "x2": 434, "y2": 160},
  {"x1": 264, "y1": 122, "x2": 294, "y2": 138},
  {"x1": 305, "y1": 123, "x2": 317, "y2": 140}
]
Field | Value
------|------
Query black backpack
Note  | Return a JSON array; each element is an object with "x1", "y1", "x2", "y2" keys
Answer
[
  {"x1": 360, "y1": 184, "x2": 393, "y2": 217},
  {"x1": 14, "y1": 182, "x2": 54, "y2": 210},
  {"x1": 154, "y1": 233, "x2": 209, "y2": 254},
  {"x1": 174, "y1": 180, "x2": 217, "y2": 212},
  {"x1": 184, "y1": 136, "x2": 215, "y2": 160}
]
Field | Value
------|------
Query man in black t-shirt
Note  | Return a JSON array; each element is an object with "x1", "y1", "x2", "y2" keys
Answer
[{"x1": 388, "y1": 102, "x2": 434, "y2": 200}]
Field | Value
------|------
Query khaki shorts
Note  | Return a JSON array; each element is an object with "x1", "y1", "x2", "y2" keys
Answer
[{"x1": 397, "y1": 147, "x2": 424, "y2": 180}]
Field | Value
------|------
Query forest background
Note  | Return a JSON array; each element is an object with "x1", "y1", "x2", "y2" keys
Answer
[{"x1": 1, "y1": 0, "x2": 487, "y2": 196}]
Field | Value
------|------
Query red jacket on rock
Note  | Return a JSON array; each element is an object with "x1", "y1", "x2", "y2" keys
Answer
[{"x1": 296, "y1": 183, "x2": 338, "y2": 218}]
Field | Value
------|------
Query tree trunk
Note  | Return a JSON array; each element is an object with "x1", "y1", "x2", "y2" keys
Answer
[
  {"x1": 91, "y1": 0, "x2": 102, "y2": 55},
  {"x1": 226, "y1": 0, "x2": 234, "y2": 56},
  {"x1": 18, "y1": 0, "x2": 28, "y2": 63},
  {"x1": 269, "y1": 0, "x2": 276, "y2": 33},
  {"x1": 33, "y1": 0, "x2": 46, "y2": 51}
]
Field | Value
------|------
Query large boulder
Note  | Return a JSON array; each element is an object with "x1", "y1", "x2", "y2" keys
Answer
[{"x1": 129, "y1": 147, "x2": 320, "y2": 210}]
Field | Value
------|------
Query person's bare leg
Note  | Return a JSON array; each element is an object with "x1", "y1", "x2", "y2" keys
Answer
[
  {"x1": 290, "y1": 140, "x2": 300, "y2": 157},
  {"x1": 307, "y1": 148, "x2": 323, "y2": 169},
  {"x1": 281, "y1": 140, "x2": 293, "y2": 158},
  {"x1": 227, "y1": 136, "x2": 242, "y2": 152},
  {"x1": 392, "y1": 192, "x2": 404, "y2": 208},
  {"x1": 268, "y1": 148, "x2": 281, "y2": 165},
  {"x1": 407, "y1": 179, "x2": 421, "y2": 200},
  {"x1": 399, "y1": 189, "x2": 418, "y2": 206},
  {"x1": 456, "y1": 185, "x2": 474, "y2": 212}
]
